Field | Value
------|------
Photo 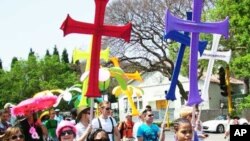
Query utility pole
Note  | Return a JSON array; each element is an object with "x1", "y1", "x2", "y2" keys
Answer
[{"x1": 225, "y1": 65, "x2": 233, "y2": 114}]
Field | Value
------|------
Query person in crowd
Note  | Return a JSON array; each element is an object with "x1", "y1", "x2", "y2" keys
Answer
[
  {"x1": 56, "y1": 120, "x2": 76, "y2": 141},
  {"x1": 0, "y1": 110, "x2": 11, "y2": 135},
  {"x1": 109, "y1": 110, "x2": 114, "y2": 118},
  {"x1": 0, "y1": 110, "x2": 12, "y2": 135},
  {"x1": 70, "y1": 108, "x2": 77, "y2": 125},
  {"x1": 92, "y1": 101, "x2": 120, "y2": 141},
  {"x1": 224, "y1": 116, "x2": 240, "y2": 141},
  {"x1": 145, "y1": 105, "x2": 151, "y2": 111},
  {"x1": 87, "y1": 128, "x2": 110, "y2": 141},
  {"x1": 179, "y1": 106, "x2": 193, "y2": 122},
  {"x1": 137, "y1": 110, "x2": 165, "y2": 141},
  {"x1": 75, "y1": 106, "x2": 92, "y2": 141},
  {"x1": 4, "y1": 103, "x2": 16, "y2": 126},
  {"x1": 54, "y1": 109, "x2": 63, "y2": 124},
  {"x1": 45, "y1": 109, "x2": 58, "y2": 141},
  {"x1": 173, "y1": 118, "x2": 193, "y2": 141},
  {"x1": 39, "y1": 111, "x2": 49, "y2": 125},
  {"x1": 0, "y1": 126, "x2": 24, "y2": 141},
  {"x1": 133, "y1": 110, "x2": 146, "y2": 141},
  {"x1": 194, "y1": 111, "x2": 208, "y2": 141},
  {"x1": 19, "y1": 112, "x2": 47, "y2": 141},
  {"x1": 118, "y1": 113, "x2": 134, "y2": 141}
]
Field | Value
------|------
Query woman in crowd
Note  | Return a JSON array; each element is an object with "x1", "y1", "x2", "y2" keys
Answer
[
  {"x1": 19, "y1": 112, "x2": 47, "y2": 141},
  {"x1": 56, "y1": 120, "x2": 76, "y2": 141},
  {"x1": 0, "y1": 126, "x2": 24, "y2": 141},
  {"x1": 87, "y1": 128, "x2": 110, "y2": 141},
  {"x1": 75, "y1": 106, "x2": 92, "y2": 141}
]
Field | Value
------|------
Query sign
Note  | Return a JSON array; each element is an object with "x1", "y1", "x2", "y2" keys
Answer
[{"x1": 230, "y1": 125, "x2": 250, "y2": 140}]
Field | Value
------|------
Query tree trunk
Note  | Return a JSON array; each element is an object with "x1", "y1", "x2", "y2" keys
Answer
[{"x1": 243, "y1": 77, "x2": 249, "y2": 94}]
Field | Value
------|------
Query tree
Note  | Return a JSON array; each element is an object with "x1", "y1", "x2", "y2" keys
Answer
[
  {"x1": 45, "y1": 49, "x2": 51, "y2": 57},
  {"x1": 61, "y1": 48, "x2": 69, "y2": 63},
  {"x1": 231, "y1": 54, "x2": 250, "y2": 94},
  {"x1": 0, "y1": 59, "x2": 2, "y2": 69},
  {"x1": 0, "y1": 55, "x2": 79, "y2": 108},
  {"x1": 53, "y1": 45, "x2": 60, "y2": 62},
  {"x1": 105, "y1": 0, "x2": 212, "y2": 99},
  {"x1": 209, "y1": 0, "x2": 250, "y2": 94},
  {"x1": 11, "y1": 57, "x2": 18, "y2": 69},
  {"x1": 28, "y1": 48, "x2": 35, "y2": 58}
]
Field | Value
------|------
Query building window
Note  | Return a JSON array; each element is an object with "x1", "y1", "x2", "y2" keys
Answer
[
  {"x1": 123, "y1": 98, "x2": 128, "y2": 113},
  {"x1": 133, "y1": 96, "x2": 143, "y2": 110}
]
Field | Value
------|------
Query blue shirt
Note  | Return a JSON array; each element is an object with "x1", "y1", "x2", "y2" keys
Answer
[{"x1": 137, "y1": 123, "x2": 160, "y2": 141}]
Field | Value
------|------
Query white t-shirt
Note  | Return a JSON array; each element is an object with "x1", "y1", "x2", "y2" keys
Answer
[
  {"x1": 75, "y1": 122, "x2": 87, "y2": 141},
  {"x1": 133, "y1": 120, "x2": 143, "y2": 141},
  {"x1": 92, "y1": 117, "x2": 117, "y2": 141}
]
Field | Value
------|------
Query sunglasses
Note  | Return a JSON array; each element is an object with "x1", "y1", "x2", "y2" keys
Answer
[
  {"x1": 102, "y1": 107, "x2": 111, "y2": 111},
  {"x1": 148, "y1": 114, "x2": 154, "y2": 117},
  {"x1": 10, "y1": 134, "x2": 24, "y2": 140},
  {"x1": 60, "y1": 130, "x2": 74, "y2": 136},
  {"x1": 94, "y1": 139, "x2": 110, "y2": 141}
]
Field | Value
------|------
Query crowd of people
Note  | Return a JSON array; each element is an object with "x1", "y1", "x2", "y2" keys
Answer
[{"x1": 0, "y1": 102, "x2": 239, "y2": 141}]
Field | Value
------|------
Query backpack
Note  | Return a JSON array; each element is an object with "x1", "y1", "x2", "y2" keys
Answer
[{"x1": 120, "y1": 121, "x2": 134, "y2": 138}]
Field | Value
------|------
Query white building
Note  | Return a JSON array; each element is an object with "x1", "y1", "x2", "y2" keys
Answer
[{"x1": 118, "y1": 71, "x2": 244, "y2": 122}]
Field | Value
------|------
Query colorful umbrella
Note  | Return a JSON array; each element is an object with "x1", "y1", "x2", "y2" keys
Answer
[{"x1": 11, "y1": 95, "x2": 57, "y2": 116}]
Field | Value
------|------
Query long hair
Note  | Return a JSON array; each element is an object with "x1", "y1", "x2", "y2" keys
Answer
[{"x1": 0, "y1": 127, "x2": 23, "y2": 141}]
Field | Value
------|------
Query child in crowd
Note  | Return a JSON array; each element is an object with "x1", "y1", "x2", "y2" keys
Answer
[{"x1": 173, "y1": 118, "x2": 193, "y2": 141}]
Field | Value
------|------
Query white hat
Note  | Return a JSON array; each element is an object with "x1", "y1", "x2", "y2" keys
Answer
[
  {"x1": 55, "y1": 109, "x2": 60, "y2": 112},
  {"x1": 4, "y1": 103, "x2": 14, "y2": 109}
]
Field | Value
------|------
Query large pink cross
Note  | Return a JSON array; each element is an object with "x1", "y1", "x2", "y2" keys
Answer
[{"x1": 61, "y1": 0, "x2": 132, "y2": 97}]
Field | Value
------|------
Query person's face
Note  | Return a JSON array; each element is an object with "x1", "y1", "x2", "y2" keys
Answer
[
  {"x1": 50, "y1": 110, "x2": 56, "y2": 119},
  {"x1": 126, "y1": 115, "x2": 132, "y2": 121},
  {"x1": 145, "y1": 111, "x2": 154, "y2": 123},
  {"x1": 2, "y1": 113, "x2": 9, "y2": 122},
  {"x1": 176, "y1": 123, "x2": 193, "y2": 141},
  {"x1": 9, "y1": 131, "x2": 24, "y2": 141},
  {"x1": 100, "y1": 104, "x2": 111, "y2": 116},
  {"x1": 94, "y1": 131, "x2": 109, "y2": 141},
  {"x1": 6, "y1": 107, "x2": 11, "y2": 113},
  {"x1": 60, "y1": 127, "x2": 75, "y2": 141},
  {"x1": 81, "y1": 110, "x2": 90, "y2": 121},
  {"x1": 233, "y1": 119, "x2": 239, "y2": 124},
  {"x1": 186, "y1": 114, "x2": 192, "y2": 122}
]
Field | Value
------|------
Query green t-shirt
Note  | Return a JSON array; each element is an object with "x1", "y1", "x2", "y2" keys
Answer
[{"x1": 45, "y1": 119, "x2": 58, "y2": 138}]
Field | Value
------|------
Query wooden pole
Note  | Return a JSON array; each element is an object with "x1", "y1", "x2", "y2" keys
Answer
[{"x1": 226, "y1": 65, "x2": 233, "y2": 114}]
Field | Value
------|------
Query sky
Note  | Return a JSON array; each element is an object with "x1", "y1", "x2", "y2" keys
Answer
[{"x1": 0, "y1": 0, "x2": 97, "y2": 70}]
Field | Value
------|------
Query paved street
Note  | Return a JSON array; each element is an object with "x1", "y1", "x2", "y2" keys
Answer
[{"x1": 165, "y1": 131, "x2": 225, "y2": 141}]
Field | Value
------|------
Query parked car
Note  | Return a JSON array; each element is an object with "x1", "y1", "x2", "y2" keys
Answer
[{"x1": 202, "y1": 115, "x2": 248, "y2": 133}]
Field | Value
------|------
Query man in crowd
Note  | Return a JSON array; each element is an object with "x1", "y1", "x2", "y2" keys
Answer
[
  {"x1": 137, "y1": 110, "x2": 165, "y2": 141},
  {"x1": 118, "y1": 113, "x2": 134, "y2": 141},
  {"x1": 54, "y1": 109, "x2": 63, "y2": 124},
  {"x1": 45, "y1": 109, "x2": 58, "y2": 141},
  {"x1": 3, "y1": 103, "x2": 16, "y2": 126},
  {"x1": 0, "y1": 110, "x2": 12, "y2": 135},
  {"x1": 92, "y1": 101, "x2": 120, "y2": 141}
]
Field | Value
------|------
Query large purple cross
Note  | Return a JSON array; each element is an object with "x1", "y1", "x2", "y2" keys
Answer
[{"x1": 165, "y1": 0, "x2": 229, "y2": 106}]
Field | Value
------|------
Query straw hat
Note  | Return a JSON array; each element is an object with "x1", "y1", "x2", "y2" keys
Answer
[
  {"x1": 56, "y1": 120, "x2": 76, "y2": 137},
  {"x1": 77, "y1": 106, "x2": 90, "y2": 115}
]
